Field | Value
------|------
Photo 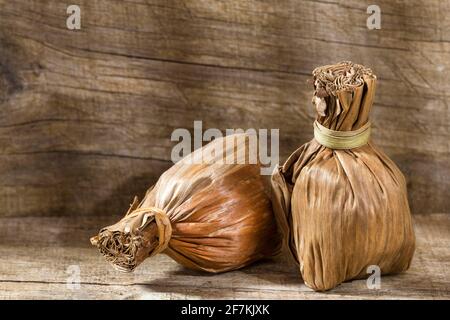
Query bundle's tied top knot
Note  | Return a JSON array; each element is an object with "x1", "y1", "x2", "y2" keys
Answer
[{"x1": 90, "y1": 196, "x2": 172, "y2": 272}]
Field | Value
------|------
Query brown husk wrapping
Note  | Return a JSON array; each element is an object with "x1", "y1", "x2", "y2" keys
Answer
[
  {"x1": 91, "y1": 133, "x2": 281, "y2": 273},
  {"x1": 271, "y1": 61, "x2": 416, "y2": 291}
]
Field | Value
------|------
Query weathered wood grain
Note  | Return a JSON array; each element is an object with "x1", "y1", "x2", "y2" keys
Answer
[
  {"x1": 0, "y1": 214, "x2": 448, "y2": 299},
  {"x1": 0, "y1": 0, "x2": 449, "y2": 215}
]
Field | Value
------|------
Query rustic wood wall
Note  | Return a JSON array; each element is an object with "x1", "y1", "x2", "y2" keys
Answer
[{"x1": 0, "y1": 0, "x2": 449, "y2": 216}]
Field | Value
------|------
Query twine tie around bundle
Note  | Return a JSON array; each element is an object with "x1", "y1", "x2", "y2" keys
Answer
[
  {"x1": 313, "y1": 120, "x2": 371, "y2": 150},
  {"x1": 126, "y1": 206, "x2": 173, "y2": 256}
]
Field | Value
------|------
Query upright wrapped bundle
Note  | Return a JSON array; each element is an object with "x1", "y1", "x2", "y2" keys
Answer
[
  {"x1": 271, "y1": 61, "x2": 415, "y2": 291},
  {"x1": 91, "y1": 133, "x2": 281, "y2": 273}
]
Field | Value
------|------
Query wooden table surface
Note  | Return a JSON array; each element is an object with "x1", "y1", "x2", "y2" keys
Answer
[{"x1": 0, "y1": 214, "x2": 449, "y2": 300}]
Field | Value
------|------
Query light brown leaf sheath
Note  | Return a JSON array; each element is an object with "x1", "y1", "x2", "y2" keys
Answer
[
  {"x1": 271, "y1": 61, "x2": 415, "y2": 291},
  {"x1": 92, "y1": 134, "x2": 281, "y2": 273}
]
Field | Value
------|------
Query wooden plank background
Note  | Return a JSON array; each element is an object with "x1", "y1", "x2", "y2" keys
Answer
[
  {"x1": 0, "y1": 0, "x2": 449, "y2": 216},
  {"x1": 1, "y1": 214, "x2": 449, "y2": 299}
]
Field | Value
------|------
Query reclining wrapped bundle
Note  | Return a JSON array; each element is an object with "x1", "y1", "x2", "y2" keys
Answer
[
  {"x1": 271, "y1": 61, "x2": 415, "y2": 291},
  {"x1": 91, "y1": 133, "x2": 281, "y2": 273}
]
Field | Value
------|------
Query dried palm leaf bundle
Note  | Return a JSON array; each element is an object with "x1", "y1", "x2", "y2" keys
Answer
[
  {"x1": 271, "y1": 61, "x2": 415, "y2": 291},
  {"x1": 91, "y1": 133, "x2": 281, "y2": 273}
]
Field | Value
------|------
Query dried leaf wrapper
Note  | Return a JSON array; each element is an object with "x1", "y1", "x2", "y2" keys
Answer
[
  {"x1": 271, "y1": 61, "x2": 416, "y2": 291},
  {"x1": 92, "y1": 134, "x2": 281, "y2": 273}
]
